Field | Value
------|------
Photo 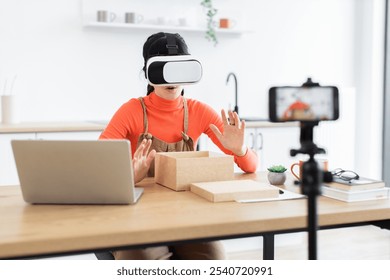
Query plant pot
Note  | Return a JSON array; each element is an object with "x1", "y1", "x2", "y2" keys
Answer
[{"x1": 267, "y1": 171, "x2": 286, "y2": 185}]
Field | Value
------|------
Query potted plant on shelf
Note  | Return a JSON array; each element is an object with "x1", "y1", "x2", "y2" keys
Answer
[
  {"x1": 267, "y1": 165, "x2": 287, "y2": 185},
  {"x1": 200, "y1": 0, "x2": 218, "y2": 46}
]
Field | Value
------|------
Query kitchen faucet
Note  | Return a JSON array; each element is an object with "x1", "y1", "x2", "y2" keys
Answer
[{"x1": 226, "y1": 72, "x2": 238, "y2": 114}]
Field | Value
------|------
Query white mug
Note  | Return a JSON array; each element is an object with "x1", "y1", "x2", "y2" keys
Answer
[
  {"x1": 125, "y1": 12, "x2": 144, "y2": 24},
  {"x1": 97, "y1": 10, "x2": 116, "y2": 23}
]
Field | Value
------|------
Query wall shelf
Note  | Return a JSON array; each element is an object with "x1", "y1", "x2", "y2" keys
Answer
[{"x1": 83, "y1": 22, "x2": 249, "y2": 36}]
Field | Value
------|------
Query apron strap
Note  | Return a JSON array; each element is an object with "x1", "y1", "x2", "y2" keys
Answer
[
  {"x1": 138, "y1": 97, "x2": 148, "y2": 134},
  {"x1": 183, "y1": 97, "x2": 188, "y2": 134}
]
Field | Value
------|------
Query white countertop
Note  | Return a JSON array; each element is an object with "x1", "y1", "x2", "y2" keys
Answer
[
  {"x1": 0, "y1": 122, "x2": 106, "y2": 133},
  {"x1": 244, "y1": 120, "x2": 299, "y2": 128},
  {"x1": 0, "y1": 120, "x2": 298, "y2": 134}
]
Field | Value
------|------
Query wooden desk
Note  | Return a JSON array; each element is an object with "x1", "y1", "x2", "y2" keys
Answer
[{"x1": 1, "y1": 172, "x2": 390, "y2": 259}]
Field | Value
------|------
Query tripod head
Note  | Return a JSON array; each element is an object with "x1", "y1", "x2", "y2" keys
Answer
[
  {"x1": 290, "y1": 121, "x2": 325, "y2": 159},
  {"x1": 291, "y1": 121, "x2": 332, "y2": 194}
]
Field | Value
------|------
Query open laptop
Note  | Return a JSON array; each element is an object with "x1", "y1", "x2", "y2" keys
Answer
[{"x1": 11, "y1": 140, "x2": 143, "y2": 204}]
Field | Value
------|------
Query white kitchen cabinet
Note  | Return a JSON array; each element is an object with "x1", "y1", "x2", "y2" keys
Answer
[
  {"x1": 245, "y1": 126, "x2": 300, "y2": 171},
  {"x1": 252, "y1": 122, "x2": 355, "y2": 174},
  {"x1": 0, "y1": 133, "x2": 35, "y2": 186}
]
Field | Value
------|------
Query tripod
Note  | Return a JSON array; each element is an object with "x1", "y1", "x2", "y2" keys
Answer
[{"x1": 290, "y1": 121, "x2": 332, "y2": 260}]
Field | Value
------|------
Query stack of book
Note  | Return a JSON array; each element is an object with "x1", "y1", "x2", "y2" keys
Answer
[{"x1": 322, "y1": 177, "x2": 389, "y2": 202}]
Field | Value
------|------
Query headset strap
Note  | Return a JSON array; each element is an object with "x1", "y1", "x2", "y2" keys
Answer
[{"x1": 166, "y1": 33, "x2": 178, "y2": 55}]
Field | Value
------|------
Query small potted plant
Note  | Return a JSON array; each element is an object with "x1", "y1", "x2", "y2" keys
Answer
[{"x1": 267, "y1": 165, "x2": 287, "y2": 185}]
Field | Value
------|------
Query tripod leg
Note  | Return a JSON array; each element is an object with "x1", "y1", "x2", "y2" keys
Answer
[{"x1": 308, "y1": 194, "x2": 318, "y2": 260}]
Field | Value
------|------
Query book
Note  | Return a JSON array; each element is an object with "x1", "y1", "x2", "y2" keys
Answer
[
  {"x1": 323, "y1": 177, "x2": 385, "y2": 191},
  {"x1": 321, "y1": 185, "x2": 389, "y2": 202},
  {"x1": 190, "y1": 180, "x2": 280, "y2": 202}
]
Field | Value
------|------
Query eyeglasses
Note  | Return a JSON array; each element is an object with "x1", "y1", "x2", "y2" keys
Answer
[{"x1": 331, "y1": 168, "x2": 360, "y2": 182}]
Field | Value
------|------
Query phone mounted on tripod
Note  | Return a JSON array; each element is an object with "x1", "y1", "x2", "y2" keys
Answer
[{"x1": 268, "y1": 78, "x2": 338, "y2": 259}]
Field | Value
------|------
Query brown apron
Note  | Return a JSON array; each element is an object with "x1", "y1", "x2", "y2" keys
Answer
[
  {"x1": 136, "y1": 97, "x2": 194, "y2": 177},
  {"x1": 112, "y1": 96, "x2": 226, "y2": 260}
]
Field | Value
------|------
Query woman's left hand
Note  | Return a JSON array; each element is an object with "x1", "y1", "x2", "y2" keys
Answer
[{"x1": 209, "y1": 109, "x2": 247, "y2": 156}]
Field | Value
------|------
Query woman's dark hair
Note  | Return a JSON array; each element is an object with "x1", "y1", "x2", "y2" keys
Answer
[{"x1": 142, "y1": 32, "x2": 190, "y2": 95}]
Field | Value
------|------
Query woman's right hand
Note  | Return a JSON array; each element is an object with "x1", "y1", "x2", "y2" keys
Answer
[
  {"x1": 133, "y1": 139, "x2": 156, "y2": 183},
  {"x1": 209, "y1": 109, "x2": 247, "y2": 156}
]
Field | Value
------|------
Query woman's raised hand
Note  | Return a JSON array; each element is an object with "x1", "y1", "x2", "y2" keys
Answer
[
  {"x1": 209, "y1": 109, "x2": 247, "y2": 156},
  {"x1": 133, "y1": 139, "x2": 156, "y2": 183}
]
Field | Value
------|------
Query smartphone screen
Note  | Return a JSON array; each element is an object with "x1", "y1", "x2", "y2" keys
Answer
[{"x1": 269, "y1": 86, "x2": 339, "y2": 122}]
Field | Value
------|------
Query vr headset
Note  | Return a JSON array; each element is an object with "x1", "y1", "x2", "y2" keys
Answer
[
  {"x1": 146, "y1": 55, "x2": 202, "y2": 86},
  {"x1": 145, "y1": 34, "x2": 203, "y2": 86}
]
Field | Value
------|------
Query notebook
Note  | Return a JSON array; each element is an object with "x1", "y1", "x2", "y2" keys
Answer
[{"x1": 11, "y1": 140, "x2": 143, "y2": 205}]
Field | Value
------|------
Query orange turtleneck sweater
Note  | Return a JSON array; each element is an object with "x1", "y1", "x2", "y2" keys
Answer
[{"x1": 99, "y1": 92, "x2": 258, "y2": 173}]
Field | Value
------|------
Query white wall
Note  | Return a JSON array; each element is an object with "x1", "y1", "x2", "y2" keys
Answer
[
  {"x1": 353, "y1": 0, "x2": 385, "y2": 179},
  {"x1": 0, "y1": 0, "x2": 384, "y2": 178}
]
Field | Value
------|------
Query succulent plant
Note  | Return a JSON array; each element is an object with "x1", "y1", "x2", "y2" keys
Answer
[{"x1": 267, "y1": 165, "x2": 287, "y2": 173}]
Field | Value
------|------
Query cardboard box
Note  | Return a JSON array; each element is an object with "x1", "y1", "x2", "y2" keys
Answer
[
  {"x1": 190, "y1": 180, "x2": 280, "y2": 202},
  {"x1": 154, "y1": 151, "x2": 234, "y2": 191}
]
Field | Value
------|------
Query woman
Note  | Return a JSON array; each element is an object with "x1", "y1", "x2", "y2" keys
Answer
[{"x1": 99, "y1": 32, "x2": 258, "y2": 260}]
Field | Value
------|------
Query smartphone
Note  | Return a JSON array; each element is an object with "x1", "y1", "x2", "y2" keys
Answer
[{"x1": 269, "y1": 86, "x2": 339, "y2": 122}]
